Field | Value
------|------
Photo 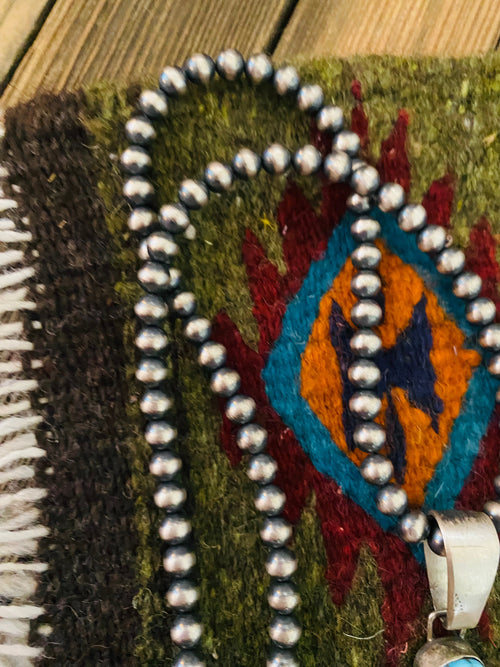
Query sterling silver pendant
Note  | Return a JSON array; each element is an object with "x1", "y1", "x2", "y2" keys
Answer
[{"x1": 414, "y1": 636, "x2": 483, "y2": 666}]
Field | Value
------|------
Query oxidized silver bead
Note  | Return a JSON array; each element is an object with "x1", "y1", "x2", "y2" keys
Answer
[
  {"x1": 347, "y1": 193, "x2": 371, "y2": 214},
  {"x1": 351, "y1": 299, "x2": 383, "y2": 328},
  {"x1": 173, "y1": 652, "x2": 205, "y2": 667},
  {"x1": 351, "y1": 165, "x2": 380, "y2": 196},
  {"x1": 184, "y1": 225, "x2": 196, "y2": 241},
  {"x1": 155, "y1": 483, "x2": 187, "y2": 511},
  {"x1": 210, "y1": 367, "x2": 241, "y2": 396},
  {"x1": 145, "y1": 420, "x2": 177, "y2": 447},
  {"x1": 351, "y1": 244, "x2": 381, "y2": 270},
  {"x1": 120, "y1": 146, "x2": 151, "y2": 175},
  {"x1": 378, "y1": 183, "x2": 405, "y2": 212},
  {"x1": 351, "y1": 159, "x2": 365, "y2": 172},
  {"x1": 350, "y1": 217, "x2": 380, "y2": 242},
  {"x1": 348, "y1": 359, "x2": 381, "y2": 388},
  {"x1": 350, "y1": 329, "x2": 382, "y2": 357},
  {"x1": 417, "y1": 225, "x2": 447, "y2": 254},
  {"x1": 140, "y1": 389, "x2": 172, "y2": 418},
  {"x1": 349, "y1": 391, "x2": 382, "y2": 420},
  {"x1": 125, "y1": 116, "x2": 156, "y2": 146},
  {"x1": 138, "y1": 238, "x2": 150, "y2": 261},
  {"x1": 232, "y1": 148, "x2": 261, "y2": 179},
  {"x1": 316, "y1": 105, "x2": 343, "y2": 133},
  {"x1": 149, "y1": 450, "x2": 182, "y2": 479},
  {"x1": 466, "y1": 297, "x2": 496, "y2": 325},
  {"x1": 247, "y1": 453, "x2": 277, "y2": 484},
  {"x1": 269, "y1": 615, "x2": 301, "y2": 648},
  {"x1": 292, "y1": 145, "x2": 322, "y2": 176},
  {"x1": 147, "y1": 231, "x2": 179, "y2": 262},
  {"x1": 494, "y1": 475, "x2": 500, "y2": 496},
  {"x1": 479, "y1": 323, "x2": 500, "y2": 350},
  {"x1": 159, "y1": 66, "x2": 187, "y2": 96},
  {"x1": 135, "y1": 327, "x2": 169, "y2": 355},
  {"x1": 184, "y1": 317, "x2": 211, "y2": 344},
  {"x1": 164, "y1": 545, "x2": 196, "y2": 576},
  {"x1": 159, "y1": 203, "x2": 190, "y2": 233},
  {"x1": 159, "y1": 514, "x2": 192, "y2": 543},
  {"x1": 170, "y1": 615, "x2": 203, "y2": 648},
  {"x1": 260, "y1": 517, "x2": 292, "y2": 547},
  {"x1": 225, "y1": 395, "x2": 256, "y2": 423},
  {"x1": 428, "y1": 524, "x2": 445, "y2": 555},
  {"x1": 268, "y1": 582, "x2": 299, "y2": 614},
  {"x1": 398, "y1": 510, "x2": 429, "y2": 544},
  {"x1": 360, "y1": 454, "x2": 394, "y2": 486},
  {"x1": 435, "y1": 247, "x2": 466, "y2": 275},
  {"x1": 138, "y1": 261, "x2": 171, "y2": 292},
  {"x1": 262, "y1": 144, "x2": 291, "y2": 175},
  {"x1": 215, "y1": 49, "x2": 244, "y2": 81},
  {"x1": 178, "y1": 179, "x2": 209, "y2": 210},
  {"x1": 323, "y1": 150, "x2": 351, "y2": 182},
  {"x1": 245, "y1": 53, "x2": 273, "y2": 84},
  {"x1": 136, "y1": 358, "x2": 167, "y2": 384},
  {"x1": 453, "y1": 272, "x2": 482, "y2": 300},
  {"x1": 204, "y1": 161, "x2": 233, "y2": 192},
  {"x1": 236, "y1": 423, "x2": 268, "y2": 453},
  {"x1": 487, "y1": 354, "x2": 500, "y2": 377},
  {"x1": 184, "y1": 53, "x2": 215, "y2": 85},
  {"x1": 398, "y1": 204, "x2": 427, "y2": 232},
  {"x1": 273, "y1": 65, "x2": 300, "y2": 96},
  {"x1": 167, "y1": 580, "x2": 199, "y2": 611},
  {"x1": 172, "y1": 292, "x2": 196, "y2": 318},
  {"x1": 139, "y1": 89, "x2": 168, "y2": 118},
  {"x1": 197, "y1": 341, "x2": 226, "y2": 370},
  {"x1": 135, "y1": 294, "x2": 168, "y2": 324},
  {"x1": 267, "y1": 649, "x2": 298, "y2": 667},
  {"x1": 351, "y1": 271, "x2": 381, "y2": 298},
  {"x1": 297, "y1": 84, "x2": 324, "y2": 114},
  {"x1": 353, "y1": 422, "x2": 386, "y2": 452},
  {"x1": 376, "y1": 484, "x2": 408, "y2": 516},
  {"x1": 266, "y1": 548, "x2": 297, "y2": 579},
  {"x1": 123, "y1": 176, "x2": 155, "y2": 207},
  {"x1": 333, "y1": 130, "x2": 360, "y2": 156},
  {"x1": 128, "y1": 207, "x2": 157, "y2": 234},
  {"x1": 255, "y1": 484, "x2": 286, "y2": 515}
]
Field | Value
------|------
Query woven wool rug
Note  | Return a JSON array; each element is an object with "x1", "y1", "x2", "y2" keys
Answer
[{"x1": 1, "y1": 56, "x2": 500, "y2": 666}]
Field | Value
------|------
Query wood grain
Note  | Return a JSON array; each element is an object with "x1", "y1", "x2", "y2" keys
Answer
[
  {"x1": 274, "y1": 0, "x2": 500, "y2": 59},
  {"x1": 1, "y1": 0, "x2": 290, "y2": 107}
]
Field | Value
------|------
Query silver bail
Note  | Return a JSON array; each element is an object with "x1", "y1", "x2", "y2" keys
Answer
[{"x1": 424, "y1": 510, "x2": 499, "y2": 631}]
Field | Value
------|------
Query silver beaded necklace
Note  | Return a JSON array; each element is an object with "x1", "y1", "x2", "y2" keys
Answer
[{"x1": 122, "y1": 50, "x2": 500, "y2": 667}]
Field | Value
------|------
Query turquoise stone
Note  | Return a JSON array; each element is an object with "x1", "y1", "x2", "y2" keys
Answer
[{"x1": 445, "y1": 660, "x2": 483, "y2": 666}]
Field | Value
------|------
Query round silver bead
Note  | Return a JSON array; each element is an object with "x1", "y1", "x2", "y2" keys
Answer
[
  {"x1": 164, "y1": 545, "x2": 196, "y2": 576},
  {"x1": 145, "y1": 420, "x2": 177, "y2": 447},
  {"x1": 198, "y1": 341, "x2": 226, "y2": 370},
  {"x1": 269, "y1": 615, "x2": 301, "y2": 648},
  {"x1": 493, "y1": 475, "x2": 500, "y2": 496},
  {"x1": 360, "y1": 454, "x2": 394, "y2": 486},
  {"x1": 347, "y1": 193, "x2": 371, "y2": 214},
  {"x1": 172, "y1": 292, "x2": 197, "y2": 318},
  {"x1": 184, "y1": 317, "x2": 211, "y2": 344},
  {"x1": 351, "y1": 165, "x2": 380, "y2": 196},
  {"x1": 296, "y1": 84, "x2": 324, "y2": 114},
  {"x1": 125, "y1": 116, "x2": 156, "y2": 146},
  {"x1": 215, "y1": 48, "x2": 244, "y2": 81},
  {"x1": 149, "y1": 450, "x2": 182, "y2": 479},
  {"x1": 232, "y1": 148, "x2": 261, "y2": 179},
  {"x1": 398, "y1": 204, "x2": 427, "y2": 232},
  {"x1": 267, "y1": 649, "x2": 298, "y2": 667},
  {"x1": 225, "y1": 395, "x2": 256, "y2": 424},
  {"x1": 120, "y1": 146, "x2": 151, "y2": 175},
  {"x1": 351, "y1": 299, "x2": 383, "y2": 328},
  {"x1": 139, "y1": 89, "x2": 168, "y2": 118},
  {"x1": 273, "y1": 65, "x2": 300, "y2": 96},
  {"x1": 348, "y1": 359, "x2": 380, "y2": 388},
  {"x1": 428, "y1": 524, "x2": 445, "y2": 555},
  {"x1": 135, "y1": 327, "x2": 168, "y2": 355},
  {"x1": 436, "y1": 247, "x2": 466, "y2": 275},
  {"x1": 262, "y1": 144, "x2": 291, "y2": 175},
  {"x1": 128, "y1": 207, "x2": 156, "y2": 234},
  {"x1": 351, "y1": 244, "x2": 381, "y2": 270},
  {"x1": 376, "y1": 484, "x2": 408, "y2": 516},
  {"x1": 210, "y1": 367, "x2": 241, "y2": 397},
  {"x1": 479, "y1": 323, "x2": 500, "y2": 350},
  {"x1": 247, "y1": 453, "x2": 277, "y2": 484},
  {"x1": 350, "y1": 329, "x2": 382, "y2": 357},
  {"x1": 417, "y1": 225, "x2": 447, "y2": 254},
  {"x1": 260, "y1": 517, "x2": 292, "y2": 547},
  {"x1": 140, "y1": 389, "x2": 172, "y2": 418},
  {"x1": 349, "y1": 391, "x2": 381, "y2": 420},
  {"x1": 159, "y1": 514, "x2": 192, "y2": 543},
  {"x1": 466, "y1": 297, "x2": 496, "y2": 326},
  {"x1": 138, "y1": 238, "x2": 150, "y2": 261},
  {"x1": 351, "y1": 158, "x2": 365, "y2": 172},
  {"x1": 159, "y1": 203, "x2": 190, "y2": 233},
  {"x1": 268, "y1": 582, "x2": 299, "y2": 614},
  {"x1": 155, "y1": 483, "x2": 187, "y2": 511},
  {"x1": 333, "y1": 130, "x2": 360, "y2": 157},
  {"x1": 378, "y1": 183, "x2": 405, "y2": 212},
  {"x1": 292, "y1": 145, "x2": 322, "y2": 176},
  {"x1": 236, "y1": 423, "x2": 267, "y2": 453},
  {"x1": 184, "y1": 53, "x2": 215, "y2": 85},
  {"x1": 123, "y1": 176, "x2": 155, "y2": 207},
  {"x1": 316, "y1": 105, "x2": 343, "y2": 133},
  {"x1": 136, "y1": 358, "x2": 167, "y2": 384},
  {"x1": 255, "y1": 484, "x2": 286, "y2": 515},
  {"x1": 353, "y1": 422, "x2": 386, "y2": 453},
  {"x1": 351, "y1": 271, "x2": 381, "y2": 298},
  {"x1": 245, "y1": 53, "x2": 273, "y2": 84},
  {"x1": 487, "y1": 354, "x2": 500, "y2": 377},
  {"x1": 323, "y1": 150, "x2": 351, "y2": 182},
  {"x1": 173, "y1": 652, "x2": 205, "y2": 667},
  {"x1": 167, "y1": 580, "x2": 199, "y2": 611},
  {"x1": 159, "y1": 66, "x2": 187, "y2": 96},
  {"x1": 178, "y1": 179, "x2": 209, "y2": 210},
  {"x1": 138, "y1": 262, "x2": 171, "y2": 293},
  {"x1": 266, "y1": 548, "x2": 297, "y2": 579},
  {"x1": 398, "y1": 510, "x2": 429, "y2": 544},
  {"x1": 204, "y1": 161, "x2": 233, "y2": 193},
  {"x1": 135, "y1": 294, "x2": 168, "y2": 324},
  {"x1": 350, "y1": 218, "x2": 380, "y2": 242},
  {"x1": 484, "y1": 500, "x2": 500, "y2": 531},
  {"x1": 170, "y1": 615, "x2": 202, "y2": 648},
  {"x1": 146, "y1": 231, "x2": 179, "y2": 262},
  {"x1": 453, "y1": 272, "x2": 482, "y2": 300}
]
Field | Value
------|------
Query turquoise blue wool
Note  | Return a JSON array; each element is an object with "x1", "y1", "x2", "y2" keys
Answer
[{"x1": 263, "y1": 209, "x2": 498, "y2": 562}]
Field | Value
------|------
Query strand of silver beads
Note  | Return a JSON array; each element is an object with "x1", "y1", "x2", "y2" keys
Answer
[{"x1": 122, "y1": 50, "x2": 500, "y2": 667}]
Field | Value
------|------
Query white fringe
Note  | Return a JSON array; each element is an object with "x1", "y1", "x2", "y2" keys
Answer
[{"x1": 0, "y1": 153, "x2": 49, "y2": 663}]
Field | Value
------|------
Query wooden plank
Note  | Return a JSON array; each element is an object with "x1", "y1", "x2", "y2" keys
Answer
[
  {"x1": 1, "y1": 0, "x2": 290, "y2": 108},
  {"x1": 274, "y1": 0, "x2": 500, "y2": 59}
]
